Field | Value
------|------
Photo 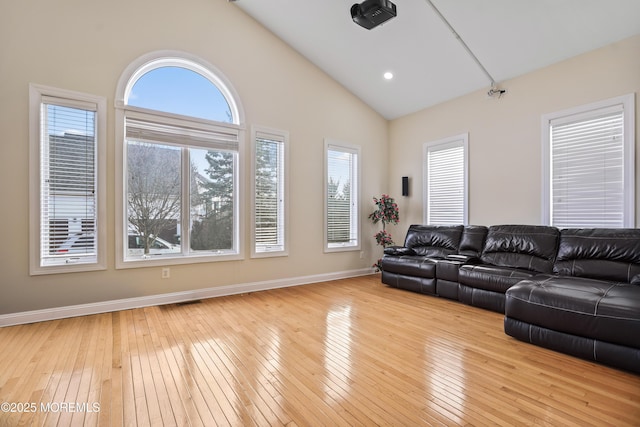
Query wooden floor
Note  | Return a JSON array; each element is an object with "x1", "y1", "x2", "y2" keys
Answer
[{"x1": 1, "y1": 275, "x2": 639, "y2": 426}]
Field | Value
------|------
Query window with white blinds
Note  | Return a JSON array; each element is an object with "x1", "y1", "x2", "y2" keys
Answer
[
  {"x1": 423, "y1": 134, "x2": 468, "y2": 225},
  {"x1": 543, "y1": 94, "x2": 635, "y2": 228},
  {"x1": 252, "y1": 127, "x2": 287, "y2": 256},
  {"x1": 29, "y1": 84, "x2": 106, "y2": 274},
  {"x1": 325, "y1": 141, "x2": 360, "y2": 252}
]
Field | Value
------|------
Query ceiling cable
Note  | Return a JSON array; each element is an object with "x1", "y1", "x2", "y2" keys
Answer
[{"x1": 424, "y1": 0, "x2": 505, "y2": 96}]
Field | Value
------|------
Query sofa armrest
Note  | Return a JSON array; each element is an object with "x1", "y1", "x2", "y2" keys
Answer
[{"x1": 384, "y1": 246, "x2": 416, "y2": 256}]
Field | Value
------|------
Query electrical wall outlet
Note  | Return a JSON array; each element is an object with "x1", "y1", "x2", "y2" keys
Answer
[{"x1": 161, "y1": 267, "x2": 170, "y2": 279}]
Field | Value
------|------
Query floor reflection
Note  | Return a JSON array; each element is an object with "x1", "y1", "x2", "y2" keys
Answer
[
  {"x1": 424, "y1": 338, "x2": 467, "y2": 423},
  {"x1": 323, "y1": 304, "x2": 353, "y2": 400}
]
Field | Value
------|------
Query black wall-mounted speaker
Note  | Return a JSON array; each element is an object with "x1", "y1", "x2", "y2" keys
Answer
[{"x1": 402, "y1": 176, "x2": 409, "y2": 196}]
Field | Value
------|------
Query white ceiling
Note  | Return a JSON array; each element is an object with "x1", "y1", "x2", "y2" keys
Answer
[{"x1": 234, "y1": 0, "x2": 640, "y2": 120}]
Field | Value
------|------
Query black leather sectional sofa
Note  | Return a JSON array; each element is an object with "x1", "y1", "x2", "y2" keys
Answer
[{"x1": 380, "y1": 224, "x2": 640, "y2": 374}]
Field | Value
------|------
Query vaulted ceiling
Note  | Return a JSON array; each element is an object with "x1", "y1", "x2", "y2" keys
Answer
[{"x1": 234, "y1": 0, "x2": 640, "y2": 119}]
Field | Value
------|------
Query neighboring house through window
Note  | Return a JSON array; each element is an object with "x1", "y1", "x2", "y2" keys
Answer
[
  {"x1": 423, "y1": 133, "x2": 468, "y2": 225},
  {"x1": 325, "y1": 140, "x2": 360, "y2": 252},
  {"x1": 29, "y1": 84, "x2": 107, "y2": 274},
  {"x1": 115, "y1": 52, "x2": 245, "y2": 267},
  {"x1": 542, "y1": 94, "x2": 635, "y2": 228}
]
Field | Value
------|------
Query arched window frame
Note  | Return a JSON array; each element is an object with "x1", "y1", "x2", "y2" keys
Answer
[{"x1": 115, "y1": 51, "x2": 245, "y2": 269}]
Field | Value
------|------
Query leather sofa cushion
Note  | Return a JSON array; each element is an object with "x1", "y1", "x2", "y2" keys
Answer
[
  {"x1": 381, "y1": 255, "x2": 436, "y2": 278},
  {"x1": 554, "y1": 228, "x2": 640, "y2": 282},
  {"x1": 459, "y1": 225, "x2": 488, "y2": 258},
  {"x1": 403, "y1": 224, "x2": 463, "y2": 257},
  {"x1": 480, "y1": 225, "x2": 559, "y2": 273},
  {"x1": 505, "y1": 276, "x2": 640, "y2": 349},
  {"x1": 458, "y1": 264, "x2": 540, "y2": 293}
]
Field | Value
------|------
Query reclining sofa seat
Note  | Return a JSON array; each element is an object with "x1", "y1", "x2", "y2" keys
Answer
[
  {"x1": 457, "y1": 225, "x2": 560, "y2": 313},
  {"x1": 381, "y1": 225, "x2": 463, "y2": 295},
  {"x1": 505, "y1": 228, "x2": 640, "y2": 374},
  {"x1": 380, "y1": 225, "x2": 487, "y2": 296}
]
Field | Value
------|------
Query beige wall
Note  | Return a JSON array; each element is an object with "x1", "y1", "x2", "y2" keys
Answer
[
  {"x1": 1, "y1": 1, "x2": 638, "y2": 317},
  {"x1": 389, "y1": 34, "x2": 640, "y2": 237},
  {"x1": 0, "y1": 0, "x2": 388, "y2": 314}
]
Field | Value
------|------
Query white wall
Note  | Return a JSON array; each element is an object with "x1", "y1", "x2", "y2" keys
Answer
[
  {"x1": 388, "y1": 34, "x2": 640, "y2": 237},
  {"x1": 0, "y1": 0, "x2": 389, "y2": 315}
]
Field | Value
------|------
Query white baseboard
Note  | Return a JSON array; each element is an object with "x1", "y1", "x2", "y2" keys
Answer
[{"x1": 0, "y1": 268, "x2": 374, "y2": 327}]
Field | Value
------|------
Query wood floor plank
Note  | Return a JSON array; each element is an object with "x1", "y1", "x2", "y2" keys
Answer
[{"x1": 1, "y1": 275, "x2": 639, "y2": 426}]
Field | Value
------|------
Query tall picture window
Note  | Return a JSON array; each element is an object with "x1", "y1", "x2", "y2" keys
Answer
[
  {"x1": 423, "y1": 134, "x2": 468, "y2": 225},
  {"x1": 543, "y1": 94, "x2": 635, "y2": 228},
  {"x1": 325, "y1": 140, "x2": 360, "y2": 252},
  {"x1": 115, "y1": 53, "x2": 244, "y2": 267},
  {"x1": 29, "y1": 85, "x2": 106, "y2": 274},
  {"x1": 252, "y1": 127, "x2": 288, "y2": 257}
]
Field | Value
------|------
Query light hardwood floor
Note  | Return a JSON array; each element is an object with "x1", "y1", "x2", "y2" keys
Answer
[{"x1": 1, "y1": 275, "x2": 639, "y2": 426}]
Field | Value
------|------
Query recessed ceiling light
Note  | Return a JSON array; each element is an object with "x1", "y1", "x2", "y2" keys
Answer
[{"x1": 383, "y1": 72, "x2": 393, "y2": 80}]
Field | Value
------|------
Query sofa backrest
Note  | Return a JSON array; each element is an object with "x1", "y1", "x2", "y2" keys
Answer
[
  {"x1": 480, "y1": 225, "x2": 560, "y2": 273},
  {"x1": 554, "y1": 228, "x2": 640, "y2": 282},
  {"x1": 403, "y1": 225, "x2": 464, "y2": 258},
  {"x1": 459, "y1": 225, "x2": 488, "y2": 258}
]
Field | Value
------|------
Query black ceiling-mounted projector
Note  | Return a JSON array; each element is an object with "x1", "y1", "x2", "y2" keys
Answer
[{"x1": 351, "y1": 0, "x2": 397, "y2": 30}]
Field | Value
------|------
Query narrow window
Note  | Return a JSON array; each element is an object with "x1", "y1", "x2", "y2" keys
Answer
[
  {"x1": 423, "y1": 134, "x2": 468, "y2": 225},
  {"x1": 325, "y1": 140, "x2": 360, "y2": 252},
  {"x1": 252, "y1": 127, "x2": 288, "y2": 257},
  {"x1": 29, "y1": 85, "x2": 106, "y2": 274},
  {"x1": 543, "y1": 94, "x2": 635, "y2": 228}
]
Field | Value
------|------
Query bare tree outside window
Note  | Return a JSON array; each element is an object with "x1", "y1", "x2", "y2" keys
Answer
[{"x1": 127, "y1": 141, "x2": 181, "y2": 254}]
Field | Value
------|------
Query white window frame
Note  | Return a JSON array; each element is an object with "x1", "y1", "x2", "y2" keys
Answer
[
  {"x1": 114, "y1": 51, "x2": 245, "y2": 269},
  {"x1": 423, "y1": 133, "x2": 469, "y2": 225},
  {"x1": 29, "y1": 84, "x2": 107, "y2": 275},
  {"x1": 542, "y1": 93, "x2": 635, "y2": 228},
  {"x1": 251, "y1": 126, "x2": 289, "y2": 258},
  {"x1": 324, "y1": 139, "x2": 361, "y2": 252}
]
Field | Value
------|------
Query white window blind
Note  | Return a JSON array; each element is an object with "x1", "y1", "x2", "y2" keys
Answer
[
  {"x1": 550, "y1": 109, "x2": 624, "y2": 228},
  {"x1": 325, "y1": 142, "x2": 359, "y2": 250},
  {"x1": 39, "y1": 97, "x2": 99, "y2": 267},
  {"x1": 424, "y1": 135, "x2": 468, "y2": 225},
  {"x1": 254, "y1": 130, "x2": 286, "y2": 254},
  {"x1": 544, "y1": 94, "x2": 635, "y2": 229},
  {"x1": 126, "y1": 112, "x2": 239, "y2": 151}
]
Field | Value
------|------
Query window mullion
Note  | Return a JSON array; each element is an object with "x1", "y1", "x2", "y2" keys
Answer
[{"x1": 182, "y1": 147, "x2": 191, "y2": 255}]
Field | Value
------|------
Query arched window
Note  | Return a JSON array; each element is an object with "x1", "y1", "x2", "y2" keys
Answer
[
  {"x1": 115, "y1": 52, "x2": 244, "y2": 267},
  {"x1": 128, "y1": 66, "x2": 232, "y2": 122}
]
